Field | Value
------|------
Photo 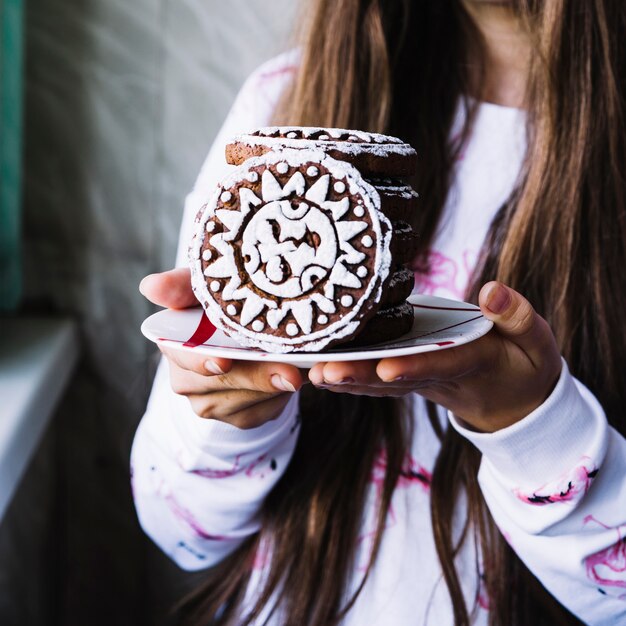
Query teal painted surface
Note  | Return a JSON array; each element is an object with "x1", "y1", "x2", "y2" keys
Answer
[{"x1": 0, "y1": 0, "x2": 24, "y2": 311}]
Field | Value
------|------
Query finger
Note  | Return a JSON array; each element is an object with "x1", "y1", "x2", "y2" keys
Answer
[
  {"x1": 187, "y1": 388, "x2": 280, "y2": 418},
  {"x1": 188, "y1": 392, "x2": 290, "y2": 429},
  {"x1": 163, "y1": 347, "x2": 303, "y2": 393},
  {"x1": 169, "y1": 362, "x2": 249, "y2": 396},
  {"x1": 139, "y1": 268, "x2": 197, "y2": 309},
  {"x1": 309, "y1": 360, "x2": 380, "y2": 386},
  {"x1": 220, "y1": 360, "x2": 304, "y2": 394},
  {"x1": 376, "y1": 340, "x2": 484, "y2": 383},
  {"x1": 479, "y1": 281, "x2": 558, "y2": 367},
  {"x1": 314, "y1": 383, "x2": 430, "y2": 397},
  {"x1": 161, "y1": 344, "x2": 234, "y2": 377}
]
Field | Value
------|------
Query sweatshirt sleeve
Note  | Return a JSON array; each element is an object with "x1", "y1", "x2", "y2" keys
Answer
[
  {"x1": 449, "y1": 359, "x2": 626, "y2": 626},
  {"x1": 131, "y1": 359, "x2": 301, "y2": 570}
]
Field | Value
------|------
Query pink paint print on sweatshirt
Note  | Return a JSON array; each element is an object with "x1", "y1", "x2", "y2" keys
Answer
[
  {"x1": 583, "y1": 516, "x2": 626, "y2": 600},
  {"x1": 513, "y1": 456, "x2": 598, "y2": 505},
  {"x1": 177, "y1": 452, "x2": 276, "y2": 480},
  {"x1": 165, "y1": 492, "x2": 230, "y2": 542},
  {"x1": 413, "y1": 249, "x2": 476, "y2": 300},
  {"x1": 356, "y1": 451, "x2": 432, "y2": 572}
]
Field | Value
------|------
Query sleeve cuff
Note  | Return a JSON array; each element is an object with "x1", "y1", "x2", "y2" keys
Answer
[{"x1": 448, "y1": 358, "x2": 608, "y2": 488}]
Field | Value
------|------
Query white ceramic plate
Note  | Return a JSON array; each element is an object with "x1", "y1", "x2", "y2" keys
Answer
[{"x1": 141, "y1": 294, "x2": 493, "y2": 368}]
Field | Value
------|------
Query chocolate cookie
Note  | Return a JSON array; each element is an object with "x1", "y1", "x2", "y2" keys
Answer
[
  {"x1": 347, "y1": 301, "x2": 414, "y2": 347},
  {"x1": 226, "y1": 127, "x2": 417, "y2": 178},
  {"x1": 190, "y1": 149, "x2": 393, "y2": 353},
  {"x1": 381, "y1": 267, "x2": 415, "y2": 308},
  {"x1": 390, "y1": 221, "x2": 420, "y2": 265},
  {"x1": 371, "y1": 178, "x2": 419, "y2": 222}
]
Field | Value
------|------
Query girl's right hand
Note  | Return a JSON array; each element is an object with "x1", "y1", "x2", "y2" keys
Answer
[{"x1": 139, "y1": 268, "x2": 304, "y2": 429}]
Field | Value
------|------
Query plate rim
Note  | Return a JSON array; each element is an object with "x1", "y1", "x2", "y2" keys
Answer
[{"x1": 141, "y1": 294, "x2": 493, "y2": 366}]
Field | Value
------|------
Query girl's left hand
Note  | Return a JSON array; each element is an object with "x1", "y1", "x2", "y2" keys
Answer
[{"x1": 308, "y1": 282, "x2": 563, "y2": 433}]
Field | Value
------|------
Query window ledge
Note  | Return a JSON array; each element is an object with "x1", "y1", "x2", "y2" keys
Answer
[{"x1": 0, "y1": 317, "x2": 79, "y2": 521}]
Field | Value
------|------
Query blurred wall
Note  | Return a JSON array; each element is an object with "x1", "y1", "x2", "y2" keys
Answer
[{"x1": 4, "y1": 1, "x2": 296, "y2": 624}]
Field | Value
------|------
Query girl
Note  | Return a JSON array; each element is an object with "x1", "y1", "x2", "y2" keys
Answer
[{"x1": 133, "y1": 1, "x2": 626, "y2": 624}]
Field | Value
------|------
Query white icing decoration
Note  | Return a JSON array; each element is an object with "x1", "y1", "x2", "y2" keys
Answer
[
  {"x1": 341, "y1": 295, "x2": 353, "y2": 307},
  {"x1": 267, "y1": 308, "x2": 288, "y2": 329},
  {"x1": 242, "y1": 201, "x2": 337, "y2": 298},
  {"x1": 276, "y1": 162, "x2": 289, "y2": 174},
  {"x1": 246, "y1": 171, "x2": 259, "y2": 182},
  {"x1": 210, "y1": 281, "x2": 220, "y2": 292},
  {"x1": 220, "y1": 191, "x2": 232, "y2": 203},
  {"x1": 189, "y1": 148, "x2": 393, "y2": 353},
  {"x1": 319, "y1": 134, "x2": 330, "y2": 140},
  {"x1": 305, "y1": 175, "x2": 330, "y2": 205},
  {"x1": 334, "y1": 181, "x2": 346, "y2": 194},
  {"x1": 240, "y1": 295, "x2": 266, "y2": 326},
  {"x1": 317, "y1": 315, "x2": 328, "y2": 325},
  {"x1": 286, "y1": 131, "x2": 297, "y2": 138},
  {"x1": 361, "y1": 235, "x2": 374, "y2": 248},
  {"x1": 206, "y1": 222, "x2": 216, "y2": 233},
  {"x1": 202, "y1": 249, "x2": 212, "y2": 261},
  {"x1": 321, "y1": 197, "x2": 350, "y2": 221},
  {"x1": 252, "y1": 320, "x2": 265, "y2": 332},
  {"x1": 356, "y1": 266, "x2": 367, "y2": 278},
  {"x1": 227, "y1": 304, "x2": 237, "y2": 315},
  {"x1": 354, "y1": 206, "x2": 365, "y2": 217},
  {"x1": 307, "y1": 166, "x2": 319, "y2": 177},
  {"x1": 216, "y1": 208, "x2": 243, "y2": 233}
]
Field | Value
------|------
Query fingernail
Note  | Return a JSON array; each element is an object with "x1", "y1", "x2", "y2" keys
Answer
[
  {"x1": 205, "y1": 360, "x2": 225, "y2": 375},
  {"x1": 485, "y1": 284, "x2": 510, "y2": 315},
  {"x1": 325, "y1": 376, "x2": 355, "y2": 385},
  {"x1": 138, "y1": 276, "x2": 150, "y2": 296},
  {"x1": 271, "y1": 374, "x2": 297, "y2": 393}
]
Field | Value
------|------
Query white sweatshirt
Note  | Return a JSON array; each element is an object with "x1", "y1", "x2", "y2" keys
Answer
[{"x1": 131, "y1": 53, "x2": 626, "y2": 625}]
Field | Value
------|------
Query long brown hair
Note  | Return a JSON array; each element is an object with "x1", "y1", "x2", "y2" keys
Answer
[{"x1": 180, "y1": 1, "x2": 626, "y2": 623}]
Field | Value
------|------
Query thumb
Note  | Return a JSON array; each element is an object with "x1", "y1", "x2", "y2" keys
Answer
[
  {"x1": 139, "y1": 268, "x2": 198, "y2": 309},
  {"x1": 479, "y1": 281, "x2": 557, "y2": 367}
]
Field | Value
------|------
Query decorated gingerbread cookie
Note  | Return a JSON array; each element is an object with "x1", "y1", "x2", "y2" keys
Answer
[
  {"x1": 190, "y1": 149, "x2": 393, "y2": 353},
  {"x1": 226, "y1": 127, "x2": 417, "y2": 178}
]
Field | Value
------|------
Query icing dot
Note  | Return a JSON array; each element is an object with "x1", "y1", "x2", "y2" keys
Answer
[
  {"x1": 319, "y1": 134, "x2": 330, "y2": 141},
  {"x1": 334, "y1": 181, "x2": 346, "y2": 194},
  {"x1": 246, "y1": 171, "x2": 259, "y2": 183},
  {"x1": 210, "y1": 281, "x2": 220, "y2": 292},
  {"x1": 252, "y1": 320, "x2": 265, "y2": 332},
  {"x1": 276, "y1": 162, "x2": 289, "y2": 174},
  {"x1": 286, "y1": 323, "x2": 299, "y2": 337},
  {"x1": 354, "y1": 207, "x2": 365, "y2": 217},
  {"x1": 341, "y1": 295, "x2": 354, "y2": 307},
  {"x1": 202, "y1": 249, "x2": 212, "y2": 261},
  {"x1": 226, "y1": 304, "x2": 237, "y2": 316},
  {"x1": 206, "y1": 222, "x2": 216, "y2": 233},
  {"x1": 356, "y1": 266, "x2": 367, "y2": 278},
  {"x1": 287, "y1": 132, "x2": 297, "y2": 139},
  {"x1": 361, "y1": 235, "x2": 374, "y2": 248},
  {"x1": 348, "y1": 135, "x2": 359, "y2": 142},
  {"x1": 307, "y1": 166, "x2": 319, "y2": 177},
  {"x1": 317, "y1": 315, "x2": 328, "y2": 325},
  {"x1": 220, "y1": 191, "x2": 232, "y2": 203}
]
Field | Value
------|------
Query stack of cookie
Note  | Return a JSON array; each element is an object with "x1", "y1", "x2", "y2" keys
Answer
[{"x1": 189, "y1": 127, "x2": 419, "y2": 353}]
